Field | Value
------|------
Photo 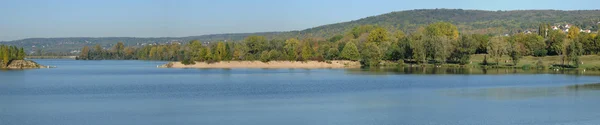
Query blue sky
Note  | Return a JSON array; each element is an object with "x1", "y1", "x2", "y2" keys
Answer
[{"x1": 0, "y1": 0, "x2": 597, "y2": 41}]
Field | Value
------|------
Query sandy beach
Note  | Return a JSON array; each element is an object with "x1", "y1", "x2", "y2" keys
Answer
[{"x1": 160, "y1": 60, "x2": 361, "y2": 69}]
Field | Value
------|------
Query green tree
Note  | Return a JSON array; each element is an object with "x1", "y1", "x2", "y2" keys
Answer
[
  {"x1": 112, "y1": 42, "x2": 125, "y2": 59},
  {"x1": 360, "y1": 42, "x2": 382, "y2": 67},
  {"x1": 394, "y1": 30, "x2": 406, "y2": 40},
  {"x1": 409, "y1": 28, "x2": 427, "y2": 64},
  {"x1": 508, "y1": 40, "x2": 523, "y2": 66},
  {"x1": 472, "y1": 34, "x2": 490, "y2": 54},
  {"x1": 546, "y1": 30, "x2": 567, "y2": 55},
  {"x1": 451, "y1": 35, "x2": 477, "y2": 65},
  {"x1": 215, "y1": 41, "x2": 227, "y2": 61},
  {"x1": 17, "y1": 48, "x2": 25, "y2": 60},
  {"x1": 284, "y1": 38, "x2": 300, "y2": 60},
  {"x1": 425, "y1": 22, "x2": 459, "y2": 40},
  {"x1": 244, "y1": 36, "x2": 267, "y2": 55},
  {"x1": 367, "y1": 27, "x2": 389, "y2": 43},
  {"x1": 350, "y1": 25, "x2": 376, "y2": 38},
  {"x1": 2, "y1": 48, "x2": 9, "y2": 67},
  {"x1": 300, "y1": 42, "x2": 313, "y2": 61},
  {"x1": 259, "y1": 50, "x2": 270, "y2": 62},
  {"x1": 268, "y1": 50, "x2": 282, "y2": 61},
  {"x1": 566, "y1": 40, "x2": 583, "y2": 67},
  {"x1": 340, "y1": 42, "x2": 360, "y2": 61},
  {"x1": 188, "y1": 40, "x2": 203, "y2": 60},
  {"x1": 325, "y1": 48, "x2": 339, "y2": 60},
  {"x1": 487, "y1": 36, "x2": 508, "y2": 65},
  {"x1": 204, "y1": 47, "x2": 214, "y2": 62}
]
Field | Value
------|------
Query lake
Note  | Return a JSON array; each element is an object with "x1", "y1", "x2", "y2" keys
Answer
[{"x1": 1, "y1": 59, "x2": 600, "y2": 125}]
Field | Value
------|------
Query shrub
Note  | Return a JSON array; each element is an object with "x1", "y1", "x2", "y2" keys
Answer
[
  {"x1": 260, "y1": 51, "x2": 270, "y2": 62},
  {"x1": 181, "y1": 59, "x2": 196, "y2": 65},
  {"x1": 533, "y1": 49, "x2": 547, "y2": 57}
]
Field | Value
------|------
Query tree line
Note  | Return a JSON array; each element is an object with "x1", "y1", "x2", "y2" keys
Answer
[
  {"x1": 77, "y1": 22, "x2": 600, "y2": 67},
  {"x1": 0, "y1": 45, "x2": 26, "y2": 67}
]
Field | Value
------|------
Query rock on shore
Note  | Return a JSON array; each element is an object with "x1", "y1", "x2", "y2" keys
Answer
[{"x1": 2, "y1": 60, "x2": 46, "y2": 69}]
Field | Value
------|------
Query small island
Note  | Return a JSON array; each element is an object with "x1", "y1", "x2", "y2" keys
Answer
[{"x1": 0, "y1": 45, "x2": 46, "y2": 69}]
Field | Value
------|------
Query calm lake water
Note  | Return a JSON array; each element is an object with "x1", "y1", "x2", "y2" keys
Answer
[{"x1": 2, "y1": 59, "x2": 600, "y2": 125}]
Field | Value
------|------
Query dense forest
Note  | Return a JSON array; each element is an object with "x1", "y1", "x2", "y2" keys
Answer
[
  {"x1": 78, "y1": 22, "x2": 600, "y2": 68},
  {"x1": 5, "y1": 9, "x2": 600, "y2": 53},
  {"x1": 0, "y1": 45, "x2": 26, "y2": 67}
]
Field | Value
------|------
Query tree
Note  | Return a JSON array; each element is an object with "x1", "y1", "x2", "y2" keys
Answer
[
  {"x1": 546, "y1": 30, "x2": 566, "y2": 55},
  {"x1": 566, "y1": 40, "x2": 583, "y2": 67},
  {"x1": 283, "y1": 38, "x2": 300, "y2": 60},
  {"x1": 508, "y1": 40, "x2": 523, "y2": 66},
  {"x1": 300, "y1": 42, "x2": 313, "y2": 61},
  {"x1": 425, "y1": 22, "x2": 459, "y2": 40},
  {"x1": 340, "y1": 42, "x2": 360, "y2": 61},
  {"x1": 350, "y1": 25, "x2": 376, "y2": 38},
  {"x1": 409, "y1": 28, "x2": 427, "y2": 64},
  {"x1": 232, "y1": 43, "x2": 248, "y2": 60},
  {"x1": 567, "y1": 26, "x2": 580, "y2": 39},
  {"x1": 384, "y1": 40, "x2": 406, "y2": 61},
  {"x1": 472, "y1": 34, "x2": 490, "y2": 54},
  {"x1": 188, "y1": 40, "x2": 203, "y2": 60},
  {"x1": 112, "y1": 42, "x2": 125, "y2": 59},
  {"x1": 538, "y1": 23, "x2": 551, "y2": 38},
  {"x1": 268, "y1": 50, "x2": 282, "y2": 61},
  {"x1": 367, "y1": 27, "x2": 389, "y2": 43},
  {"x1": 244, "y1": 36, "x2": 267, "y2": 55},
  {"x1": 2, "y1": 48, "x2": 9, "y2": 67},
  {"x1": 17, "y1": 48, "x2": 25, "y2": 60},
  {"x1": 80, "y1": 46, "x2": 90, "y2": 60},
  {"x1": 259, "y1": 51, "x2": 270, "y2": 62},
  {"x1": 113, "y1": 42, "x2": 125, "y2": 53},
  {"x1": 426, "y1": 36, "x2": 453, "y2": 64},
  {"x1": 325, "y1": 48, "x2": 339, "y2": 60},
  {"x1": 488, "y1": 36, "x2": 508, "y2": 65},
  {"x1": 215, "y1": 41, "x2": 227, "y2": 61},
  {"x1": 360, "y1": 42, "x2": 382, "y2": 67},
  {"x1": 93, "y1": 44, "x2": 103, "y2": 59},
  {"x1": 451, "y1": 35, "x2": 477, "y2": 65},
  {"x1": 394, "y1": 30, "x2": 406, "y2": 40},
  {"x1": 204, "y1": 47, "x2": 214, "y2": 62}
]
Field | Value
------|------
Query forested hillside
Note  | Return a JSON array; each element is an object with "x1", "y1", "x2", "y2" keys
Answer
[{"x1": 3, "y1": 9, "x2": 600, "y2": 54}]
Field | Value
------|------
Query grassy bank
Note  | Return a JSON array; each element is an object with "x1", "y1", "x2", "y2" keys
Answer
[
  {"x1": 469, "y1": 54, "x2": 600, "y2": 70},
  {"x1": 379, "y1": 54, "x2": 600, "y2": 70}
]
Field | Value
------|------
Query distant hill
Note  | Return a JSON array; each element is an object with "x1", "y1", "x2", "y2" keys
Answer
[{"x1": 3, "y1": 9, "x2": 600, "y2": 53}]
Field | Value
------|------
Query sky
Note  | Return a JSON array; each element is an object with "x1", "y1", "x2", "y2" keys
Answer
[{"x1": 0, "y1": 0, "x2": 597, "y2": 41}]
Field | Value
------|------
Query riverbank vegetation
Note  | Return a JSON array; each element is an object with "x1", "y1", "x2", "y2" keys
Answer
[
  {"x1": 0, "y1": 45, "x2": 26, "y2": 68},
  {"x1": 76, "y1": 22, "x2": 600, "y2": 69}
]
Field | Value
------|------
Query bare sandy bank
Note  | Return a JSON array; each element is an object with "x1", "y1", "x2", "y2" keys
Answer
[{"x1": 159, "y1": 60, "x2": 361, "y2": 69}]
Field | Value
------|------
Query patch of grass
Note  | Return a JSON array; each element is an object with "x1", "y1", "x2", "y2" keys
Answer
[{"x1": 470, "y1": 54, "x2": 600, "y2": 70}]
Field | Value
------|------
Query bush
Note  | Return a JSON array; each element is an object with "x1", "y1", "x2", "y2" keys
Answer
[
  {"x1": 522, "y1": 64, "x2": 532, "y2": 69},
  {"x1": 533, "y1": 49, "x2": 547, "y2": 57},
  {"x1": 181, "y1": 59, "x2": 196, "y2": 65},
  {"x1": 259, "y1": 51, "x2": 270, "y2": 62}
]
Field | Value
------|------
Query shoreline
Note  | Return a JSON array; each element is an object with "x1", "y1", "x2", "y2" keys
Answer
[{"x1": 160, "y1": 60, "x2": 360, "y2": 69}]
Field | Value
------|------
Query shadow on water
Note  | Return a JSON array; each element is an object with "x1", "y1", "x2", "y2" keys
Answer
[
  {"x1": 442, "y1": 83, "x2": 600, "y2": 100},
  {"x1": 346, "y1": 67, "x2": 600, "y2": 76}
]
